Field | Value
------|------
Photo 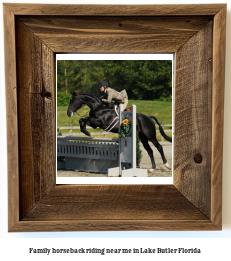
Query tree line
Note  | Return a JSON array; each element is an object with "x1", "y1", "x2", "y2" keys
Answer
[{"x1": 57, "y1": 60, "x2": 172, "y2": 104}]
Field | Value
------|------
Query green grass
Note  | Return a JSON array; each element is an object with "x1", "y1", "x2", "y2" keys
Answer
[
  {"x1": 127, "y1": 100, "x2": 172, "y2": 125},
  {"x1": 57, "y1": 100, "x2": 172, "y2": 138}
]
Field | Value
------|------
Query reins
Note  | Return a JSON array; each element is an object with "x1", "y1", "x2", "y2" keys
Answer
[
  {"x1": 75, "y1": 104, "x2": 90, "y2": 117},
  {"x1": 74, "y1": 93, "x2": 91, "y2": 117}
]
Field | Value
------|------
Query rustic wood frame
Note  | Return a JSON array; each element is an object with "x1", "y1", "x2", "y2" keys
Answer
[{"x1": 4, "y1": 4, "x2": 226, "y2": 232}]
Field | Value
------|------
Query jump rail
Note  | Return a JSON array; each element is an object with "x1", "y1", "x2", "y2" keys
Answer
[
  {"x1": 57, "y1": 117, "x2": 172, "y2": 174},
  {"x1": 57, "y1": 124, "x2": 172, "y2": 140},
  {"x1": 57, "y1": 136, "x2": 119, "y2": 173}
]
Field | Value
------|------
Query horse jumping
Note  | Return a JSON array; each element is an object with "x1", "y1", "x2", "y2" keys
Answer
[{"x1": 67, "y1": 92, "x2": 172, "y2": 171}]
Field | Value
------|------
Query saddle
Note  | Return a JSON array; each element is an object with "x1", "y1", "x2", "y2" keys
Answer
[{"x1": 104, "y1": 105, "x2": 131, "y2": 132}]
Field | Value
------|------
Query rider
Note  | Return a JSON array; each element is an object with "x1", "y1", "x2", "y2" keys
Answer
[{"x1": 98, "y1": 81, "x2": 128, "y2": 111}]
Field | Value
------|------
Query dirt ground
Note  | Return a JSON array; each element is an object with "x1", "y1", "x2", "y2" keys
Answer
[{"x1": 57, "y1": 141, "x2": 172, "y2": 178}]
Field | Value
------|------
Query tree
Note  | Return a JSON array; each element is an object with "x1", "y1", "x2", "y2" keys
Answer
[{"x1": 57, "y1": 59, "x2": 172, "y2": 102}]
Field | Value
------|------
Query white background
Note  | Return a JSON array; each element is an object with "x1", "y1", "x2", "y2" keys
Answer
[{"x1": 1, "y1": 0, "x2": 231, "y2": 260}]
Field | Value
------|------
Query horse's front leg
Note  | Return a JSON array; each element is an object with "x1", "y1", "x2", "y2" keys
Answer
[
  {"x1": 79, "y1": 117, "x2": 100, "y2": 136},
  {"x1": 79, "y1": 117, "x2": 91, "y2": 136}
]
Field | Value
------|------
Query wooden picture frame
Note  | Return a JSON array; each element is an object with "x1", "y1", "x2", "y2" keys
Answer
[{"x1": 4, "y1": 3, "x2": 226, "y2": 231}]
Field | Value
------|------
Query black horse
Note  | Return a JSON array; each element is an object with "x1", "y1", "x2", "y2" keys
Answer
[{"x1": 67, "y1": 92, "x2": 172, "y2": 171}]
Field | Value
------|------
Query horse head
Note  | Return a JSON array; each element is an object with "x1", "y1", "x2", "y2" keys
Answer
[{"x1": 67, "y1": 92, "x2": 83, "y2": 117}]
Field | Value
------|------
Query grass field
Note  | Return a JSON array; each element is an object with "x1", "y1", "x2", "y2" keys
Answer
[{"x1": 57, "y1": 100, "x2": 172, "y2": 139}]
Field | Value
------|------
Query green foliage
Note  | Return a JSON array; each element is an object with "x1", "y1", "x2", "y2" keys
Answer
[
  {"x1": 57, "y1": 60, "x2": 172, "y2": 102},
  {"x1": 119, "y1": 118, "x2": 131, "y2": 138},
  {"x1": 57, "y1": 91, "x2": 72, "y2": 106},
  {"x1": 118, "y1": 119, "x2": 142, "y2": 167}
]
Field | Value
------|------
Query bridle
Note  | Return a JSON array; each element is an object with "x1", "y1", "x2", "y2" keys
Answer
[
  {"x1": 75, "y1": 105, "x2": 90, "y2": 117},
  {"x1": 72, "y1": 93, "x2": 91, "y2": 117}
]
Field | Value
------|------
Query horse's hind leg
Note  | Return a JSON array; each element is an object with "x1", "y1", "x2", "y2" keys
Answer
[
  {"x1": 152, "y1": 139, "x2": 171, "y2": 170},
  {"x1": 139, "y1": 132, "x2": 156, "y2": 171}
]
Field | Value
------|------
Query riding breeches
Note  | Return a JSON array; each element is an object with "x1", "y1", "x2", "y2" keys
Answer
[{"x1": 120, "y1": 98, "x2": 128, "y2": 111}]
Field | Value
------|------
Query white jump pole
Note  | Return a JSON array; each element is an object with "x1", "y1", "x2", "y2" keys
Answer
[{"x1": 108, "y1": 104, "x2": 147, "y2": 177}]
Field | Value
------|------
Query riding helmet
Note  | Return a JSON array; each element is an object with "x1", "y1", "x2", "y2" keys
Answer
[{"x1": 98, "y1": 81, "x2": 108, "y2": 88}]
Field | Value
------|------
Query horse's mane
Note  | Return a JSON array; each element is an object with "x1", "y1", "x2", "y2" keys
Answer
[
  {"x1": 78, "y1": 92, "x2": 102, "y2": 102},
  {"x1": 75, "y1": 92, "x2": 114, "y2": 108}
]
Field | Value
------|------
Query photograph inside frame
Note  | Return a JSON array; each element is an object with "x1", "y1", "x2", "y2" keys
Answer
[{"x1": 56, "y1": 54, "x2": 173, "y2": 185}]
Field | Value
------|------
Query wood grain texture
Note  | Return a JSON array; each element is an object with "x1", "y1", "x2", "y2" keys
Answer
[
  {"x1": 4, "y1": 3, "x2": 226, "y2": 231},
  {"x1": 22, "y1": 185, "x2": 207, "y2": 221},
  {"x1": 12, "y1": 185, "x2": 217, "y2": 232},
  {"x1": 211, "y1": 5, "x2": 226, "y2": 228},
  {"x1": 3, "y1": 4, "x2": 20, "y2": 231},
  {"x1": 174, "y1": 22, "x2": 213, "y2": 218},
  {"x1": 11, "y1": 220, "x2": 218, "y2": 232},
  {"x1": 3, "y1": 3, "x2": 226, "y2": 16},
  {"x1": 16, "y1": 19, "x2": 56, "y2": 219},
  {"x1": 18, "y1": 16, "x2": 213, "y2": 53}
]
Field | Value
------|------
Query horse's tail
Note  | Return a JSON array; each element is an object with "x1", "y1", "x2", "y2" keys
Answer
[{"x1": 150, "y1": 116, "x2": 172, "y2": 143}]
